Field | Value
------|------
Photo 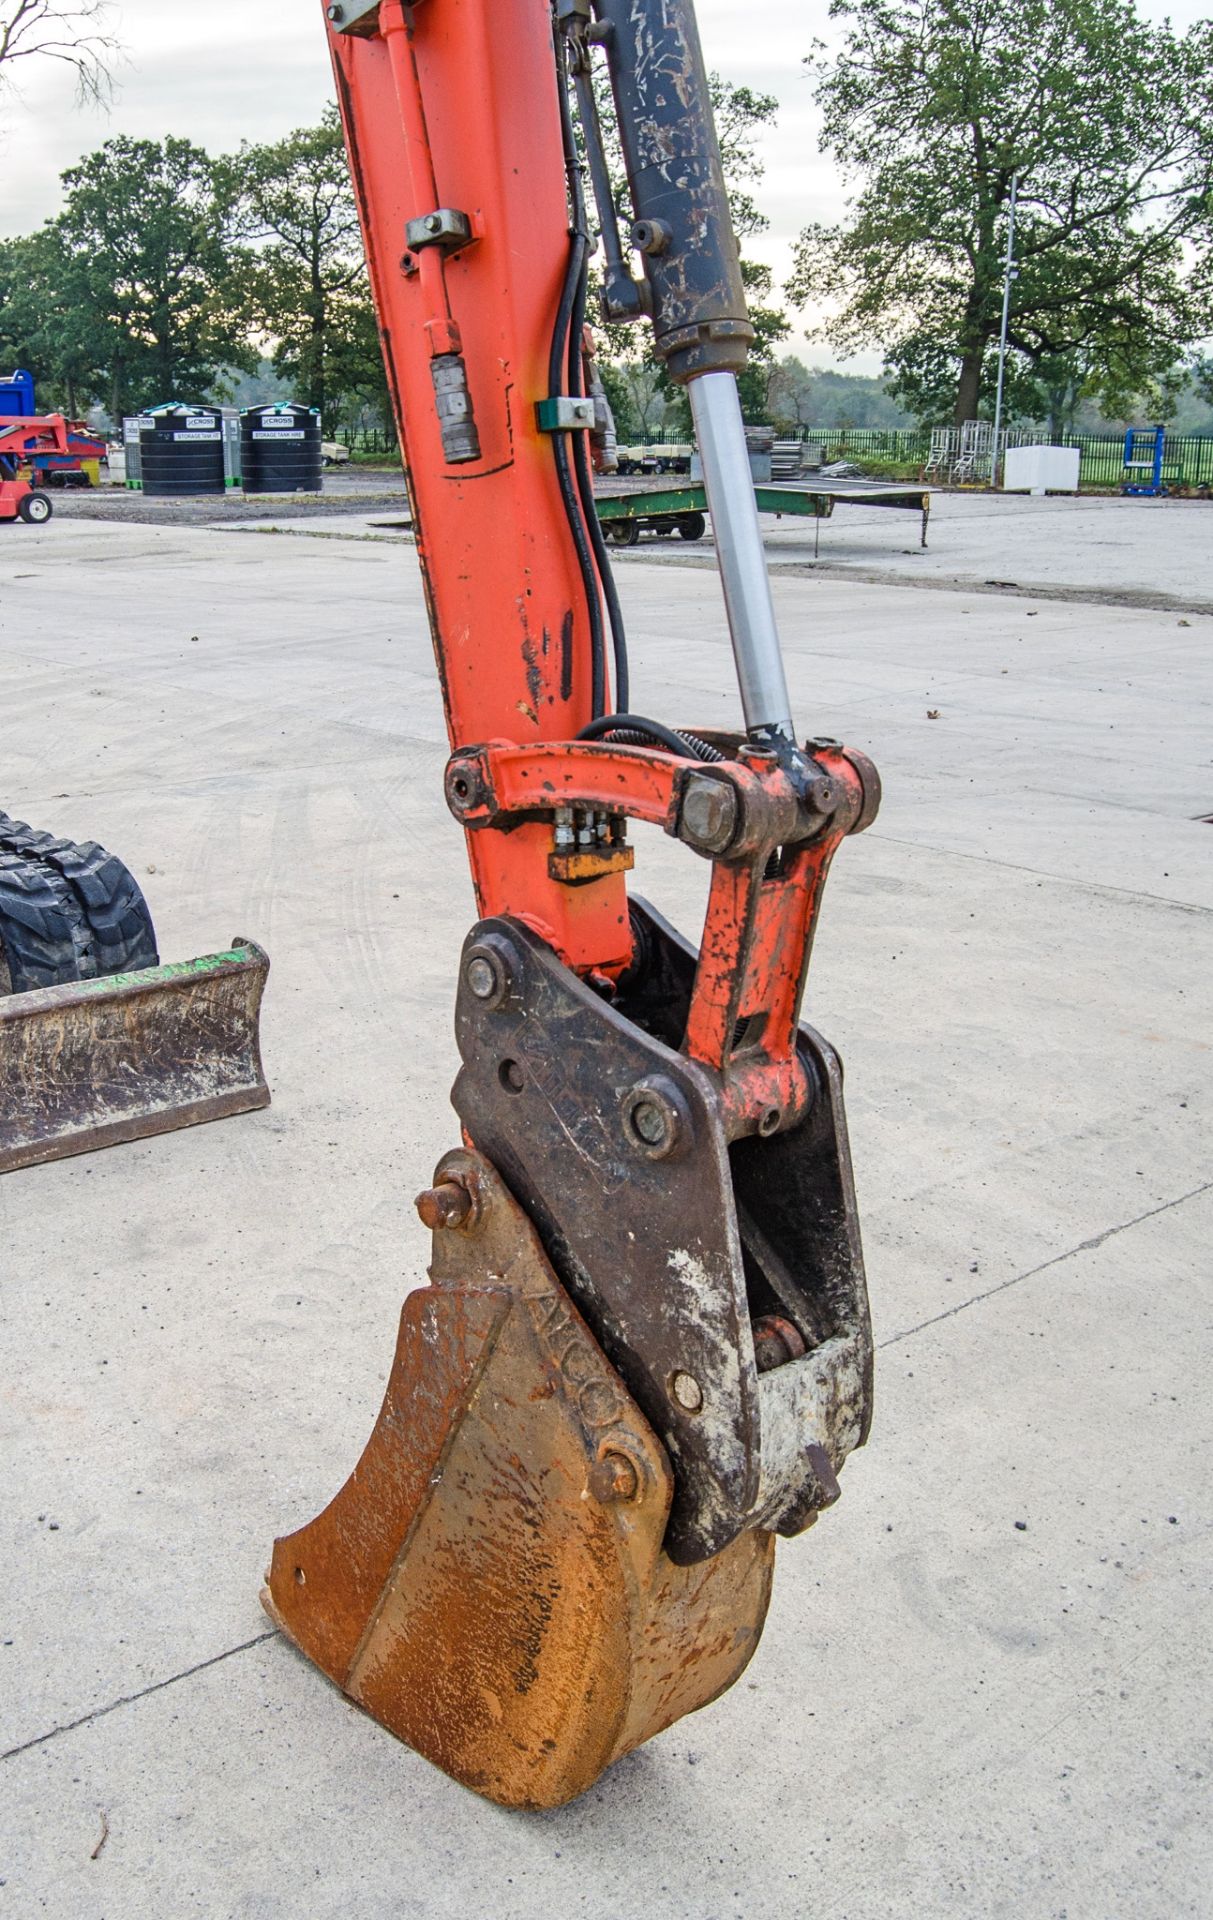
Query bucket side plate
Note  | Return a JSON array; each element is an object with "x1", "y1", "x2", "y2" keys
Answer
[{"x1": 265, "y1": 1149, "x2": 774, "y2": 1810}]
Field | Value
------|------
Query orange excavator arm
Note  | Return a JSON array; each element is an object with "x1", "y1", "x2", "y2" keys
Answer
[{"x1": 264, "y1": 0, "x2": 881, "y2": 1809}]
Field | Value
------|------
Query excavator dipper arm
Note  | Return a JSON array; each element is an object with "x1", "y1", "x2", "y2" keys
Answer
[{"x1": 265, "y1": 0, "x2": 880, "y2": 1808}]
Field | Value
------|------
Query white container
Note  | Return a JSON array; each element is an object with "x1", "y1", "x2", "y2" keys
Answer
[{"x1": 1003, "y1": 445, "x2": 1080, "y2": 495}]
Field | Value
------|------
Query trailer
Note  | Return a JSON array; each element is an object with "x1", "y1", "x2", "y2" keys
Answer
[{"x1": 597, "y1": 477, "x2": 932, "y2": 550}]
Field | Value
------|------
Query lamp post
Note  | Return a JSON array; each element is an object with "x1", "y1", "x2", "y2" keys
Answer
[{"x1": 990, "y1": 171, "x2": 1019, "y2": 488}]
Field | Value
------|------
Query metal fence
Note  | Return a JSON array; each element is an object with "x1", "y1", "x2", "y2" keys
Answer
[
  {"x1": 1057, "y1": 432, "x2": 1213, "y2": 488},
  {"x1": 332, "y1": 423, "x2": 398, "y2": 454},
  {"x1": 336, "y1": 414, "x2": 1213, "y2": 483},
  {"x1": 794, "y1": 427, "x2": 932, "y2": 464},
  {"x1": 779, "y1": 425, "x2": 1213, "y2": 488}
]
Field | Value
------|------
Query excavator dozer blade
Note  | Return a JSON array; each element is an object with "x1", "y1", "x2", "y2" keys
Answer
[
  {"x1": 0, "y1": 940, "x2": 269, "y2": 1174},
  {"x1": 264, "y1": 1148, "x2": 775, "y2": 1810}
]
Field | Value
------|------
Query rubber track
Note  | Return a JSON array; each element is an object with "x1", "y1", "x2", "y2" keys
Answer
[
  {"x1": 0, "y1": 813, "x2": 158, "y2": 977},
  {"x1": 0, "y1": 851, "x2": 93, "y2": 993}
]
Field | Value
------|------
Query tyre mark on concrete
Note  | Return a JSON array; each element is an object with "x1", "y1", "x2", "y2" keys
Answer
[
  {"x1": 880, "y1": 1180, "x2": 1213, "y2": 1352},
  {"x1": 0, "y1": 1631, "x2": 275, "y2": 1764},
  {"x1": 863, "y1": 829, "x2": 1213, "y2": 917}
]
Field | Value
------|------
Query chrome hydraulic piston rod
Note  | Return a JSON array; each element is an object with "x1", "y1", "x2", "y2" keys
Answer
[
  {"x1": 582, "y1": 0, "x2": 796, "y2": 743},
  {"x1": 688, "y1": 371, "x2": 794, "y2": 741}
]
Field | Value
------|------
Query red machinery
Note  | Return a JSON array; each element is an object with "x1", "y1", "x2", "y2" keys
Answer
[
  {"x1": 263, "y1": 0, "x2": 881, "y2": 1809},
  {"x1": 0, "y1": 414, "x2": 68, "y2": 524}
]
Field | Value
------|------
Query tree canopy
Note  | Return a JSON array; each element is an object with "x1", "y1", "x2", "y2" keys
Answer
[
  {"x1": 224, "y1": 105, "x2": 384, "y2": 424},
  {"x1": 789, "y1": 0, "x2": 1213, "y2": 425},
  {"x1": 19, "y1": 135, "x2": 255, "y2": 417},
  {"x1": 0, "y1": 120, "x2": 389, "y2": 432}
]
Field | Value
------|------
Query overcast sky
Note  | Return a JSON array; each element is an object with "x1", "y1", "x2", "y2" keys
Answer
[{"x1": 0, "y1": 0, "x2": 1206, "y2": 373}]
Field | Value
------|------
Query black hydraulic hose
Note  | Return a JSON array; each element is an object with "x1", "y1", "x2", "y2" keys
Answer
[
  {"x1": 550, "y1": 30, "x2": 607, "y2": 720},
  {"x1": 568, "y1": 252, "x2": 631, "y2": 712},
  {"x1": 548, "y1": 228, "x2": 606, "y2": 720},
  {"x1": 577, "y1": 713, "x2": 726, "y2": 762},
  {"x1": 559, "y1": 83, "x2": 630, "y2": 713}
]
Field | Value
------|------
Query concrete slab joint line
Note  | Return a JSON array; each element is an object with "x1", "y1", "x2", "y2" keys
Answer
[
  {"x1": 868, "y1": 831, "x2": 1213, "y2": 917},
  {"x1": 0, "y1": 1633, "x2": 276, "y2": 1764},
  {"x1": 881, "y1": 1179, "x2": 1213, "y2": 1350}
]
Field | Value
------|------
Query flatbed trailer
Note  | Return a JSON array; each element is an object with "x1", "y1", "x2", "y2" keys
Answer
[{"x1": 596, "y1": 477, "x2": 931, "y2": 550}]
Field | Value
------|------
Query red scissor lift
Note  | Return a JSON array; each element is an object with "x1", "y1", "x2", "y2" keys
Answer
[{"x1": 0, "y1": 414, "x2": 69, "y2": 524}]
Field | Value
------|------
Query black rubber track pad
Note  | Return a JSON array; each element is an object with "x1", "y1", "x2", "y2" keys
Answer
[
  {"x1": 0, "y1": 813, "x2": 158, "y2": 977},
  {"x1": 0, "y1": 851, "x2": 93, "y2": 992}
]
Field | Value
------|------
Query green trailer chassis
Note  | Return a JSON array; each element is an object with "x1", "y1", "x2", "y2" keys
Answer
[{"x1": 596, "y1": 481, "x2": 931, "y2": 549}]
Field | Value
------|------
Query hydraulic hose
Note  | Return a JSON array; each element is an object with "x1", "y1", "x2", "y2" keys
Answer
[
  {"x1": 548, "y1": 225, "x2": 607, "y2": 719},
  {"x1": 577, "y1": 713, "x2": 725, "y2": 762},
  {"x1": 550, "y1": 26, "x2": 608, "y2": 720},
  {"x1": 567, "y1": 237, "x2": 630, "y2": 712}
]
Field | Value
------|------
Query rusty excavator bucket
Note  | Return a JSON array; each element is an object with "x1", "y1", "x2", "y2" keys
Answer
[
  {"x1": 265, "y1": 1151, "x2": 775, "y2": 1811},
  {"x1": 264, "y1": 890, "x2": 875, "y2": 1811}
]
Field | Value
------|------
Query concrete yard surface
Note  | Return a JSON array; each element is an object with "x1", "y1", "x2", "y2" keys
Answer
[
  {"x1": 614, "y1": 488, "x2": 1213, "y2": 614},
  {"x1": 0, "y1": 497, "x2": 1210, "y2": 1919}
]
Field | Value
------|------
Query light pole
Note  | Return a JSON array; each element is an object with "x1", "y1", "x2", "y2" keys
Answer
[{"x1": 990, "y1": 171, "x2": 1019, "y2": 488}]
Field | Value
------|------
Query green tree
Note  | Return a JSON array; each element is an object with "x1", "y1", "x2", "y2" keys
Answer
[
  {"x1": 709, "y1": 80, "x2": 789, "y2": 420},
  {"x1": 789, "y1": 0, "x2": 1213, "y2": 426},
  {"x1": 0, "y1": 225, "x2": 107, "y2": 415},
  {"x1": 0, "y1": 0, "x2": 119, "y2": 105},
  {"x1": 49, "y1": 134, "x2": 252, "y2": 417},
  {"x1": 225, "y1": 106, "x2": 383, "y2": 427},
  {"x1": 599, "y1": 358, "x2": 674, "y2": 443},
  {"x1": 765, "y1": 357, "x2": 816, "y2": 433}
]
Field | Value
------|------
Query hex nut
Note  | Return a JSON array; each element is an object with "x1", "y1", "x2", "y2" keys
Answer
[
  {"x1": 678, "y1": 774, "x2": 738, "y2": 855},
  {"x1": 805, "y1": 1441, "x2": 842, "y2": 1507},
  {"x1": 588, "y1": 1450, "x2": 641, "y2": 1503}
]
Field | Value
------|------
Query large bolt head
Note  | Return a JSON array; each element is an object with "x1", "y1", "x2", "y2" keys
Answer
[
  {"x1": 588, "y1": 1449, "x2": 641, "y2": 1503},
  {"x1": 670, "y1": 1370, "x2": 704, "y2": 1413},
  {"x1": 679, "y1": 774, "x2": 738, "y2": 855},
  {"x1": 460, "y1": 932, "x2": 521, "y2": 1012},
  {"x1": 465, "y1": 956, "x2": 497, "y2": 1000},
  {"x1": 622, "y1": 1075, "x2": 692, "y2": 1161}
]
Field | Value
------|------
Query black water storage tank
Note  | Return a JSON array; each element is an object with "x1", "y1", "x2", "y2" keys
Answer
[
  {"x1": 139, "y1": 404, "x2": 225, "y2": 496},
  {"x1": 241, "y1": 404, "x2": 323, "y2": 494}
]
